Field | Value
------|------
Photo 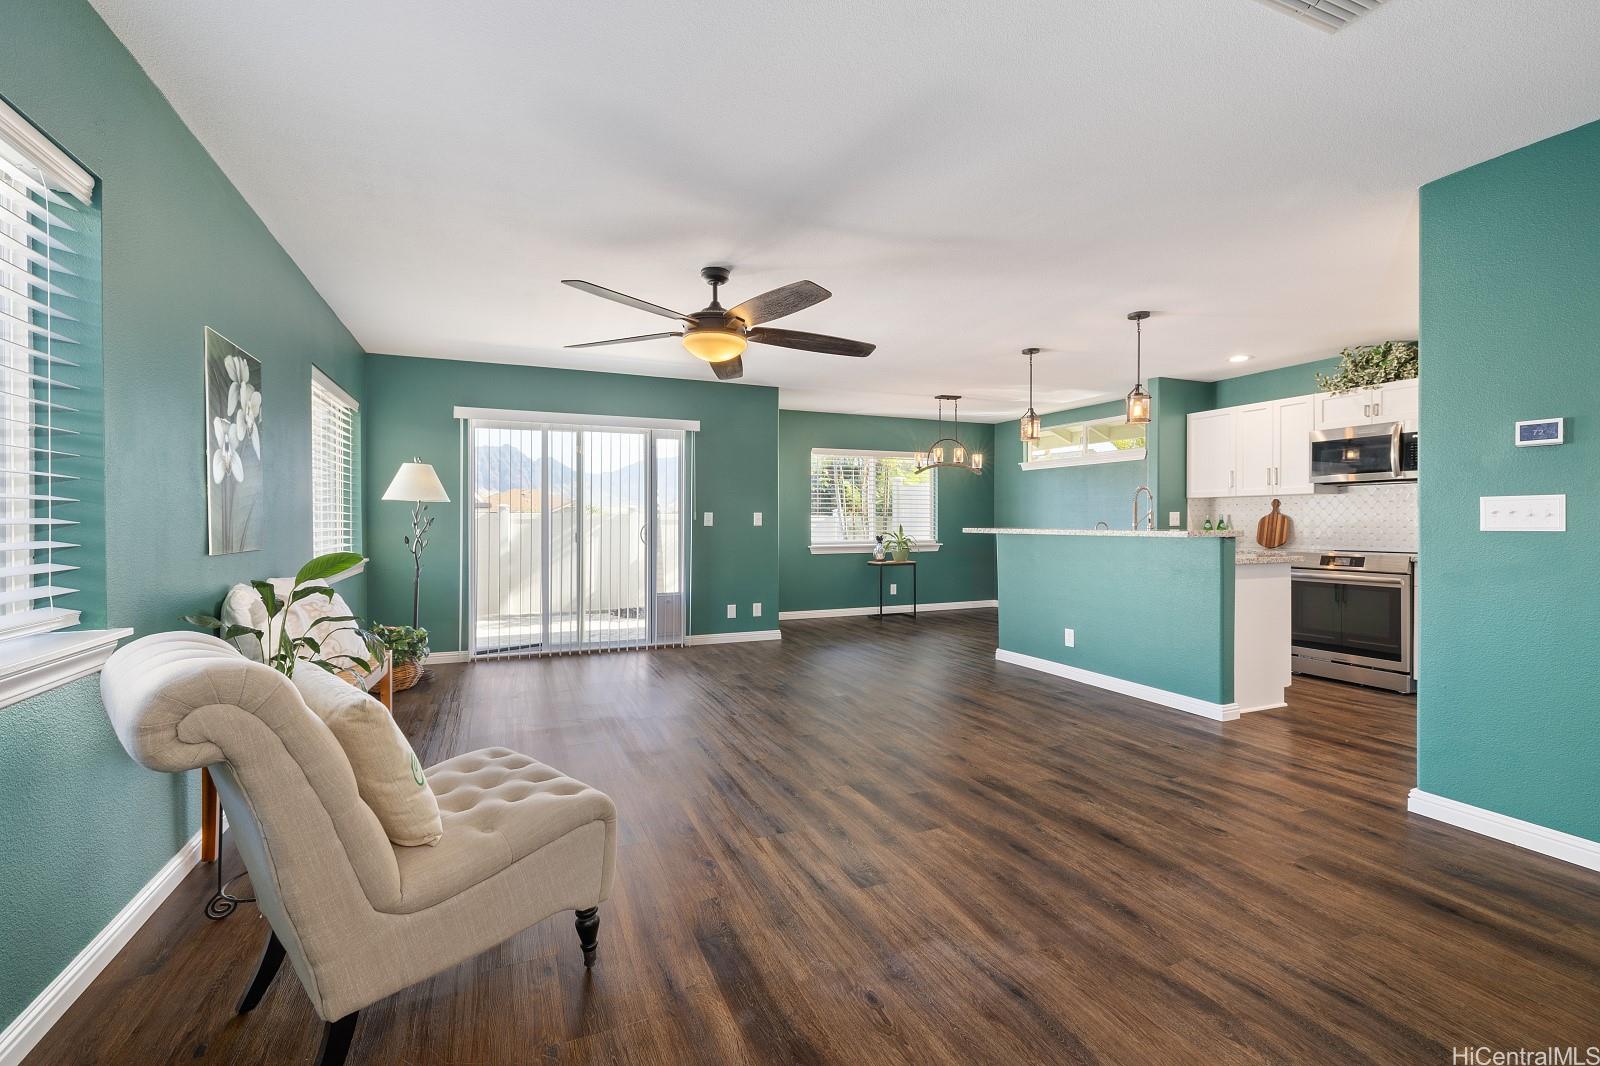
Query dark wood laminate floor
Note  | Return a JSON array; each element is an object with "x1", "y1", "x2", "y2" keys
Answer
[{"x1": 27, "y1": 610, "x2": 1600, "y2": 1064}]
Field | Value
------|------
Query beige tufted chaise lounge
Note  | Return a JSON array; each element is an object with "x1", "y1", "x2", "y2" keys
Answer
[{"x1": 101, "y1": 631, "x2": 618, "y2": 1065}]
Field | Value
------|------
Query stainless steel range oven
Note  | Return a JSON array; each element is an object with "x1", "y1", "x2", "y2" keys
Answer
[{"x1": 1290, "y1": 551, "x2": 1415, "y2": 693}]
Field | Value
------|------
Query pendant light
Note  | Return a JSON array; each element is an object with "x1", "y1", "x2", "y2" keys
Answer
[
  {"x1": 1125, "y1": 311, "x2": 1152, "y2": 425},
  {"x1": 1019, "y1": 347, "x2": 1041, "y2": 443},
  {"x1": 915, "y1": 395, "x2": 984, "y2": 475}
]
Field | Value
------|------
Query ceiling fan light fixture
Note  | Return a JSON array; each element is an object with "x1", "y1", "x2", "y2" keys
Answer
[{"x1": 681, "y1": 328, "x2": 747, "y2": 364}]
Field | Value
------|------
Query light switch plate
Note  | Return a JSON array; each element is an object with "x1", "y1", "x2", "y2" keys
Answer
[
  {"x1": 703, "y1": 512, "x2": 714, "y2": 526},
  {"x1": 1480, "y1": 494, "x2": 1565, "y2": 532},
  {"x1": 889, "y1": 583, "x2": 897, "y2": 595},
  {"x1": 1064, "y1": 628, "x2": 1075, "y2": 648},
  {"x1": 726, "y1": 603, "x2": 737, "y2": 618},
  {"x1": 752, "y1": 603, "x2": 762, "y2": 617},
  {"x1": 753, "y1": 512, "x2": 763, "y2": 526},
  {"x1": 1169, "y1": 512, "x2": 1181, "y2": 528}
]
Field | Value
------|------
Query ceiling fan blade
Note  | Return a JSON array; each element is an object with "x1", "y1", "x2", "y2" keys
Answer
[
  {"x1": 746, "y1": 327, "x2": 874, "y2": 358},
  {"x1": 727, "y1": 280, "x2": 831, "y2": 327},
  {"x1": 565, "y1": 332, "x2": 682, "y2": 349},
  {"x1": 710, "y1": 356, "x2": 744, "y2": 381},
  {"x1": 561, "y1": 280, "x2": 693, "y2": 323}
]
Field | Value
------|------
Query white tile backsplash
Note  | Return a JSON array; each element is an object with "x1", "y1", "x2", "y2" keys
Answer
[{"x1": 1189, "y1": 482, "x2": 1418, "y2": 552}]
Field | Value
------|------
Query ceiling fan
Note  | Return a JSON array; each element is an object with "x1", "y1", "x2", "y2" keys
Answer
[{"x1": 561, "y1": 266, "x2": 875, "y2": 381}]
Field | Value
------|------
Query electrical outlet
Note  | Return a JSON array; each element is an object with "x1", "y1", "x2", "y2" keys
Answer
[
  {"x1": 703, "y1": 512, "x2": 714, "y2": 527},
  {"x1": 753, "y1": 512, "x2": 763, "y2": 526},
  {"x1": 752, "y1": 603, "x2": 762, "y2": 618},
  {"x1": 1063, "y1": 628, "x2": 1075, "y2": 647},
  {"x1": 726, "y1": 603, "x2": 737, "y2": 619},
  {"x1": 889, "y1": 583, "x2": 897, "y2": 595},
  {"x1": 1169, "y1": 511, "x2": 1181, "y2": 528}
]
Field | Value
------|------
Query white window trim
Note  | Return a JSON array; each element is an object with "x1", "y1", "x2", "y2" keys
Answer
[
  {"x1": 311, "y1": 366, "x2": 359, "y2": 557},
  {"x1": 1020, "y1": 447, "x2": 1147, "y2": 471},
  {"x1": 0, "y1": 627, "x2": 132, "y2": 712},
  {"x1": 453, "y1": 407, "x2": 700, "y2": 433},
  {"x1": 810, "y1": 542, "x2": 942, "y2": 555},
  {"x1": 0, "y1": 98, "x2": 95, "y2": 204}
]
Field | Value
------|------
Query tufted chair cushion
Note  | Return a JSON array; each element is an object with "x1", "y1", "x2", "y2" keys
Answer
[{"x1": 389, "y1": 748, "x2": 617, "y2": 912}]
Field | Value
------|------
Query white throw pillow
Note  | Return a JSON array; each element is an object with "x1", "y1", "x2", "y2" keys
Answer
[{"x1": 291, "y1": 662, "x2": 443, "y2": 847}]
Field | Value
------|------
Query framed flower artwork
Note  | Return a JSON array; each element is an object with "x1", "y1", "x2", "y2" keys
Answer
[{"x1": 204, "y1": 327, "x2": 264, "y2": 554}]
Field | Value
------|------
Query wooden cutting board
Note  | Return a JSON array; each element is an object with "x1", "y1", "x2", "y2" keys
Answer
[{"x1": 1256, "y1": 498, "x2": 1291, "y2": 549}]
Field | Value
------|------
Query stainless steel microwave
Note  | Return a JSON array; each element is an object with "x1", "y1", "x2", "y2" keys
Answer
[{"x1": 1310, "y1": 422, "x2": 1418, "y2": 484}]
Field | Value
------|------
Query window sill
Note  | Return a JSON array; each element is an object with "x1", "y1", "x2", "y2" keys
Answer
[
  {"x1": 329, "y1": 558, "x2": 367, "y2": 583},
  {"x1": 1019, "y1": 449, "x2": 1147, "y2": 471},
  {"x1": 810, "y1": 543, "x2": 942, "y2": 555},
  {"x1": 0, "y1": 627, "x2": 134, "y2": 712}
]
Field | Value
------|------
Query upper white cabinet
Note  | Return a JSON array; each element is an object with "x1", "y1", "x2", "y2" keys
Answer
[
  {"x1": 1188, "y1": 393, "x2": 1318, "y2": 499},
  {"x1": 1186, "y1": 409, "x2": 1236, "y2": 498},
  {"x1": 1313, "y1": 379, "x2": 1419, "y2": 431}
]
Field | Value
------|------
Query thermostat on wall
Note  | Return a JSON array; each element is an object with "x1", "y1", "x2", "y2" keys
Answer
[{"x1": 1515, "y1": 418, "x2": 1564, "y2": 447}]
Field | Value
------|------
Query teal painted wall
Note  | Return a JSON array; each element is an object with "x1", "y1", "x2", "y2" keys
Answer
[
  {"x1": 0, "y1": 0, "x2": 367, "y2": 1030},
  {"x1": 362, "y1": 355, "x2": 779, "y2": 648},
  {"x1": 777, "y1": 410, "x2": 995, "y2": 613},
  {"x1": 995, "y1": 534, "x2": 1234, "y2": 704},
  {"x1": 1417, "y1": 119, "x2": 1600, "y2": 841},
  {"x1": 1149, "y1": 378, "x2": 1217, "y2": 528},
  {"x1": 992, "y1": 400, "x2": 1149, "y2": 530},
  {"x1": 1211, "y1": 357, "x2": 1341, "y2": 409}
]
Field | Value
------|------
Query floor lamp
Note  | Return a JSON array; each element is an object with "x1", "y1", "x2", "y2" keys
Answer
[{"x1": 382, "y1": 458, "x2": 450, "y2": 628}]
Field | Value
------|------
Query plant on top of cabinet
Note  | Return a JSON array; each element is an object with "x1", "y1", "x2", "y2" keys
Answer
[{"x1": 1315, "y1": 340, "x2": 1418, "y2": 394}]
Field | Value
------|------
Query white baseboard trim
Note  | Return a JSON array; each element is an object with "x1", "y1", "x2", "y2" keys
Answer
[
  {"x1": 424, "y1": 650, "x2": 472, "y2": 664},
  {"x1": 778, "y1": 599, "x2": 998, "y2": 621},
  {"x1": 0, "y1": 831, "x2": 203, "y2": 1066},
  {"x1": 1406, "y1": 789, "x2": 1600, "y2": 873},
  {"x1": 994, "y1": 648, "x2": 1240, "y2": 721},
  {"x1": 685, "y1": 629, "x2": 783, "y2": 646}
]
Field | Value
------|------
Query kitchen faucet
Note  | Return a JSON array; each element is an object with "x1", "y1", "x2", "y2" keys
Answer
[{"x1": 1132, "y1": 485, "x2": 1154, "y2": 530}]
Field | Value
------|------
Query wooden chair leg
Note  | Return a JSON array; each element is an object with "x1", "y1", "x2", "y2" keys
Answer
[
  {"x1": 316, "y1": 1012, "x2": 359, "y2": 1066},
  {"x1": 200, "y1": 768, "x2": 221, "y2": 863},
  {"x1": 237, "y1": 930, "x2": 285, "y2": 1014},
  {"x1": 574, "y1": 906, "x2": 600, "y2": 967}
]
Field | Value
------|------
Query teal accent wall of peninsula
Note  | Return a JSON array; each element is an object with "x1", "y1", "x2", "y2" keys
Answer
[
  {"x1": 0, "y1": 0, "x2": 367, "y2": 1031},
  {"x1": 1417, "y1": 118, "x2": 1600, "y2": 842},
  {"x1": 362, "y1": 355, "x2": 779, "y2": 647},
  {"x1": 777, "y1": 410, "x2": 995, "y2": 613},
  {"x1": 994, "y1": 534, "x2": 1234, "y2": 704}
]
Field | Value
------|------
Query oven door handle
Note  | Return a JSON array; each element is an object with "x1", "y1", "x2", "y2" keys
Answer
[
  {"x1": 1390, "y1": 422, "x2": 1403, "y2": 479},
  {"x1": 1291, "y1": 571, "x2": 1410, "y2": 590}
]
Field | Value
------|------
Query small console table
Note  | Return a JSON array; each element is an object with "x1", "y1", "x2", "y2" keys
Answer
[{"x1": 866, "y1": 558, "x2": 918, "y2": 619}]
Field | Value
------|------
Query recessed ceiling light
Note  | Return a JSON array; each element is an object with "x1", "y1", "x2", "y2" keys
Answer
[{"x1": 1228, "y1": 354, "x2": 1252, "y2": 364}]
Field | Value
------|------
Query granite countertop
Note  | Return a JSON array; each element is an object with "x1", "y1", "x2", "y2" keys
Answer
[{"x1": 963, "y1": 527, "x2": 1238, "y2": 539}]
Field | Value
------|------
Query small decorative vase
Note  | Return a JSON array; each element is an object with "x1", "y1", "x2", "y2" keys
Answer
[
  {"x1": 873, "y1": 536, "x2": 885, "y2": 562},
  {"x1": 392, "y1": 659, "x2": 422, "y2": 692},
  {"x1": 892, "y1": 546, "x2": 909, "y2": 562}
]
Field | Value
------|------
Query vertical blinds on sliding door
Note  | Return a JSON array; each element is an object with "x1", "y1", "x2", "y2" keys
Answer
[{"x1": 0, "y1": 113, "x2": 94, "y2": 639}]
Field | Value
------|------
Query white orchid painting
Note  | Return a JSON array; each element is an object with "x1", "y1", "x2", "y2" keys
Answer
[{"x1": 205, "y1": 328, "x2": 264, "y2": 554}]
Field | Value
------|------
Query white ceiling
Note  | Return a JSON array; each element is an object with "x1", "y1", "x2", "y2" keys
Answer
[{"x1": 90, "y1": 0, "x2": 1600, "y2": 420}]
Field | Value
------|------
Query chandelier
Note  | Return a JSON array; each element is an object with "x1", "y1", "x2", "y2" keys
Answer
[{"x1": 915, "y1": 395, "x2": 984, "y2": 475}]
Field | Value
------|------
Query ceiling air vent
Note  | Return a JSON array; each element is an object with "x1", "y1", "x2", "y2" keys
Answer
[{"x1": 1257, "y1": 0, "x2": 1387, "y2": 32}]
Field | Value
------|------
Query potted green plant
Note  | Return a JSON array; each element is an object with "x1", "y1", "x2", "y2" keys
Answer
[
  {"x1": 183, "y1": 551, "x2": 377, "y2": 678},
  {"x1": 370, "y1": 623, "x2": 430, "y2": 692},
  {"x1": 1315, "y1": 340, "x2": 1419, "y2": 394},
  {"x1": 885, "y1": 524, "x2": 916, "y2": 563}
]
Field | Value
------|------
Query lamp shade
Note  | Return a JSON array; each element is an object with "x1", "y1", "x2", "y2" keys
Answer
[{"x1": 383, "y1": 459, "x2": 450, "y2": 503}]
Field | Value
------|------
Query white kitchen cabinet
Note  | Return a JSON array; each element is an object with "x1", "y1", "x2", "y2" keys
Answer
[
  {"x1": 1313, "y1": 379, "x2": 1419, "y2": 431},
  {"x1": 1274, "y1": 395, "x2": 1315, "y2": 494},
  {"x1": 1186, "y1": 409, "x2": 1236, "y2": 498},
  {"x1": 1233, "y1": 404, "x2": 1276, "y2": 495},
  {"x1": 1189, "y1": 396, "x2": 1316, "y2": 499}
]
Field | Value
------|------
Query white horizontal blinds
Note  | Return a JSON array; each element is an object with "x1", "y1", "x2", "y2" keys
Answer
[
  {"x1": 809, "y1": 450, "x2": 937, "y2": 547},
  {"x1": 310, "y1": 369, "x2": 359, "y2": 555},
  {"x1": 0, "y1": 113, "x2": 90, "y2": 639}
]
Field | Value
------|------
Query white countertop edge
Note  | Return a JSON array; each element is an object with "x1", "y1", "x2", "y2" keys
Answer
[
  {"x1": 963, "y1": 527, "x2": 1238, "y2": 539},
  {"x1": 0, "y1": 627, "x2": 135, "y2": 712}
]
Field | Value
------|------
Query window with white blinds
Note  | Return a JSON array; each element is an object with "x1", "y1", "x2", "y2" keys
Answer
[
  {"x1": 0, "y1": 105, "x2": 95, "y2": 641},
  {"x1": 310, "y1": 368, "x2": 359, "y2": 556},
  {"x1": 809, "y1": 449, "x2": 937, "y2": 550}
]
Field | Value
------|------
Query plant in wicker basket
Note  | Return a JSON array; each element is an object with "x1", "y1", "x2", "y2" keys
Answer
[{"x1": 370, "y1": 623, "x2": 430, "y2": 691}]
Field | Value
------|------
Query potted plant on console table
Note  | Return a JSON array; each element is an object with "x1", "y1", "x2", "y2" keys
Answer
[{"x1": 371, "y1": 623, "x2": 430, "y2": 692}]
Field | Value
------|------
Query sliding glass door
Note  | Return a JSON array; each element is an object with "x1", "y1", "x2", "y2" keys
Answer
[{"x1": 469, "y1": 419, "x2": 687, "y2": 656}]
